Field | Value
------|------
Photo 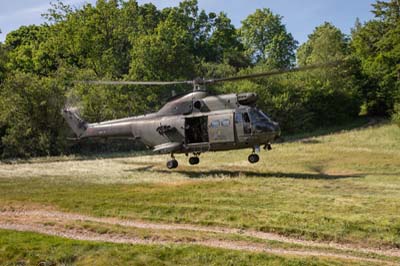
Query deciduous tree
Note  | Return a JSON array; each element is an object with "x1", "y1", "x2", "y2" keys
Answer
[
  {"x1": 240, "y1": 8, "x2": 297, "y2": 68},
  {"x1": 352, "y1": 0, "x2": 400, "y2": 115}
]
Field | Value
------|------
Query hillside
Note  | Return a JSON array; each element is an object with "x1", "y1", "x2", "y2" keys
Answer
[{"x1": 0, "y1": 122, "x2": 399, "y2": 265}]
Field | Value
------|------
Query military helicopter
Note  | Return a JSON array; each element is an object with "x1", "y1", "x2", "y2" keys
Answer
[{"x1": 62, "y1": 63, "x2": 330, "y2": 169}]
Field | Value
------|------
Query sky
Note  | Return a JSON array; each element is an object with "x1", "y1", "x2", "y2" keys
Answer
[{"x1": 0, "y1": 0, "x2": 377, "y2": 44}]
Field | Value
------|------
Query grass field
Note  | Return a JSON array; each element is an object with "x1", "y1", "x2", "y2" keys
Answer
[
  {"x1": 0, "y1": 121, "x2": 399, "y2": 265},
  {"x1": 1, "y1": 229, "x2": 371, "y2": 266}
]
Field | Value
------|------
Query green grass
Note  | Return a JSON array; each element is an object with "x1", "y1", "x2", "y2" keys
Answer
[
  {"x1": 0, "y1": 229, "x2": 362, "y2": 266},
  {"x1": 55, "y1": 220, "x2": 400, "y2": 263},
  {"x1": 0, "y1": 122, "x2": 400, "y2": 250}
]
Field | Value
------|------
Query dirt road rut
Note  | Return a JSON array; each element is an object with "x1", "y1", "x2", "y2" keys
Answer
[{"x1": 0, "y1": 209, "x2": 398, "y2": 265}]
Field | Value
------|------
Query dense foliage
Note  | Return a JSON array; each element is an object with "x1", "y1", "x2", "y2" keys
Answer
[
  {"x1": 352, "y1": 0, "x2": 400, "y2": 116},
  {"x1": 0, "y1": 0, "x2": 398, "y2": 158},
  {"x1": 239, "y1": 8, "x2": 297, "y2": 68}
]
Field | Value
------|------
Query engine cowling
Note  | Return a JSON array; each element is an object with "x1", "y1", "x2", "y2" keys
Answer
[{"x1": 237, "y1": 93, "x2": 258, "y2": 105}]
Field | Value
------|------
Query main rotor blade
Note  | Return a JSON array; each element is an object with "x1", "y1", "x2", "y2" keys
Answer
[
  {"x1": 76, "y1": 61, "x2": 341, "y2": 87},
  {"x1": 203, "y1": 61, "x2": 342, "y2": 85},
  {"x1": 78, "y1": 80, "x2": 193, "y2": 86}
]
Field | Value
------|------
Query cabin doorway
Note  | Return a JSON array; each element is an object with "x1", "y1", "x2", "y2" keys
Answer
[{"x1": 185, "y1": 116, "x2": 209, "y2": 144}]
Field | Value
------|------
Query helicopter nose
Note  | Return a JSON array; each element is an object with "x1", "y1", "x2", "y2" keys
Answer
[{"x1": 255, "y1": 121, "x2": 280, "y2": 135}]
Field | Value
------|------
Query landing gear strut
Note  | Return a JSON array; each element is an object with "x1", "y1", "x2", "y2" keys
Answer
[
  {"x1": 264, "y1": 143, "x2": 272, "y2": 151},
  {"x1": 167, "y1": 154, "x2": 178, "y2": 169}
]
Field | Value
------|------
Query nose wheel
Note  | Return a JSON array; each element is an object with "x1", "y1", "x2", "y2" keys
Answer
[
  {"x1": 248, "y1": 146, "x2": 261, "y2": 164},
  {"x1": 248, "y1": 154, "x2": 260, "y2": 164}
]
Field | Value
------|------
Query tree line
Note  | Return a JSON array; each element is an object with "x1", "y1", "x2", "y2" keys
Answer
[{"x1": 0, "y1": 0, "x2": 399, "y2": 158}]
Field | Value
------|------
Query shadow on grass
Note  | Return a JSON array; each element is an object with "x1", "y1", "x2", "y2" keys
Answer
[
  {"x1": 127, "y1": 166, "x2": 364, "y2": 180},
  {"x1": 132, "y1": 165, "x2": 156, "y2": 172},
  {"x1": 175, "y1": 170, "x2": 364, "y2": 180}
]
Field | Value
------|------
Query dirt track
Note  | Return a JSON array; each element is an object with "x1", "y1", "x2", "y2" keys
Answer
[{"x1": 1, "y1": 209, "x2": 399, "y2": 265}]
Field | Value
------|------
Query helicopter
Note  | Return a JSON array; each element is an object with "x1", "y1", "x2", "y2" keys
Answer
[{"x1": 62, "y1": 63, "x2": 332, "y2": 169}]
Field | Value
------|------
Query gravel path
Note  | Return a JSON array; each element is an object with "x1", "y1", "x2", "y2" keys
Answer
[{"x1": 0, "y1": 209, "x2": 399, "y2": 265}]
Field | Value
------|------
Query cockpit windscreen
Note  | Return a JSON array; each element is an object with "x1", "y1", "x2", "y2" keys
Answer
[{"x1": 249, "y1": 109, "x2": 272, "y2": 122}]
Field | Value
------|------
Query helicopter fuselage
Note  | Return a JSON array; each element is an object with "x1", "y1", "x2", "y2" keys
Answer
[{"x1": 62, "y1": 91, "x2": 281, "y2": 167}]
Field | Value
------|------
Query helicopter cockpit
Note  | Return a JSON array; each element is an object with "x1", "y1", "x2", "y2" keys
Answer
[
  {"x1": 250, "y1": 109, "x2": 279, "y2": 133},
  {"x1": 249, "y1": 108, "x2": 272, "y2": 123},
  {"x1": 236, "y1": 107, "x2": 280, "y2": 140}
]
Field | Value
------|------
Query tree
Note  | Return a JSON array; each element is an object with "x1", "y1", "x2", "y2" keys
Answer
[
  {"x1": 297, "y1": 22, "x2": 349, "y2": 65},
  {"x1": 295, "y1": 23, "x2": 361, "y2": 126},
  {"x1": 240, "y1": 8, "x2": 298, "y2": 68},
  {"x1": 137, "y1": 2, "x2": 161, "y2": 34},
  {"x1": 372, "y1": 0, "x2": 400, "y2": 24},
  {"x1": 352, "y1": 0, "x2": 400, "y2": 115},
  {"x1": 127, "y1": 15, "x2": 195, "y2": 112},
  {"x1": 40, "y1": 0, "x2": 142, "y2": 78},
  {"x1": 129, "y1": 15, "x2": 195, "y2": 81},
  {"x1": 4, "y1": 25, "x2": 49, "y2": 75},
  {"x1": 208, "y1": 12, "x2": 244, "y2": 65},
  {"x1": 0, "y1": 72, "x2": 68, "y2": 158},
  {"x1": 160, "y1": 1, "x2": 244, "y2": 66}
]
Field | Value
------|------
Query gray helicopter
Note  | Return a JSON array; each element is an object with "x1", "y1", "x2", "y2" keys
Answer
[{"x1": 62, "y1": 64, "x2": 328, "y2": 169}]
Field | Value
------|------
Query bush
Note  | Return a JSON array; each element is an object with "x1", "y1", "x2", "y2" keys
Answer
[{"x1": 0, "y1": 72, "x2": 68, "y2": 158}]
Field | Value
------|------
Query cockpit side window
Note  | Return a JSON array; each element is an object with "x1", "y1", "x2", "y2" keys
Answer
[{"x1": 235, "y1": 113, "x2": 243, "y2": 123}]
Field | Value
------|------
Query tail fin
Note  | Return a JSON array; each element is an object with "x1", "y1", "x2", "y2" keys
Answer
[{"x1": 62, "y1": 108, "x2": 88, "y2": 138}]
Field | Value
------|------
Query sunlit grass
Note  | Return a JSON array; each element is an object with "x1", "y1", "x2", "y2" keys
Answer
[{"x1": 1, "y1": 230, "x2": 370, "y2": 266}]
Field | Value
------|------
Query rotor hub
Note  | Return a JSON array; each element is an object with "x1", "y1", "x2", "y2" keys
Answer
[{"x1": 192, "y1": 78, "x2": 207, "y2": 91}]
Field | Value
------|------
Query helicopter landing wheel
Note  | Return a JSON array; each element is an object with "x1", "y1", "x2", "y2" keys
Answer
[
  {"x1": 248, "y1": 154, "x2": 260, "y2": 164},
  {"x1": 189, "y1": 157, "x2": 200, "y2": 165},
  {"x1": 167, "y1": 159, "x2": 178, "y2": 169}
]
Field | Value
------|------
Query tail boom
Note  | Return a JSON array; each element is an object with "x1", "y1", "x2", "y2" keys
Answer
[{"x1": 62, "y1": 108, "x2": 134, "y2": 139}]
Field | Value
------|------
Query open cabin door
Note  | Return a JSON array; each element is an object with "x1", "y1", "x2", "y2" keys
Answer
[
  {"x1": 208, "y1": 113, "x2": 235, "y2": 144},
  {"x1": 185, "y1": 116, "x2": 210, "y2": 152}
]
